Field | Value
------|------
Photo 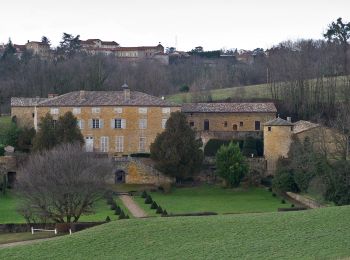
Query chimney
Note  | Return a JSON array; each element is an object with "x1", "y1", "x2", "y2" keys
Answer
[
  {"x1": 79, "y1": 90, "x2": 86, "y2": 100},
  {"x1": 48, "y1": 93, "x2": 58, "y2": 98},
  {"x1": 287, "y1": 117, "x2": 292, "y2": 122},
  {"x1": 122, "y1": 83, "x2": 130, "y2": 101}
]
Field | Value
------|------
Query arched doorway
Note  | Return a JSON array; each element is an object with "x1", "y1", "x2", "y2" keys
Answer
[{"x1": 115, "y1": 170, "x2": 126, "y2": 184}]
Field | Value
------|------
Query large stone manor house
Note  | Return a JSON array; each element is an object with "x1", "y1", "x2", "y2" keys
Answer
[{"x1": 11, "y1": 85, "x2": 343, "y2": 182}]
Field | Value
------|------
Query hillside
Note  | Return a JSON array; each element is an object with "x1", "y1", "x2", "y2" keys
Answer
[
  {"x1": 167, "y1": 76, "x2": 349, "y2": 104},
  {"x1": 0, "y1": 206, "x2": 349, "y2": 259}
]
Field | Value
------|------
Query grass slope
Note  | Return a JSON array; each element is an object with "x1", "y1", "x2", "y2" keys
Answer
[
  {"x1": 0, "y1": 206, "x2": 349, "y2": 259},
  {"x1": 135, "y1": 186, "x2": 290, "y2": 215}
]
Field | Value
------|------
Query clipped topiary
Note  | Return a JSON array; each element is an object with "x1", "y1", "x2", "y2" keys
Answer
[
  {"x1": 145, "y1": 195, "x2": 153, "y2": 204},
  {"x1": 156, "y1": 206, "x2": 163, "y2": 214},
  {"x1": 281, "y1": 199, "x2": 286, "y2": 204},
  {"x1": 272, "y1": 193, "x2": 277, "y2": 197},
  {"x1": 105, "y1": 216, "x2": 111, "y2": 222},
  {"x1": 161, "y1": 209, "x2": 168, "y2": 217},
  {"x1": 141, "y1": 190, "x2": 148, "y2": 198},
  {"x1": 291, "y1": 204, "x2": 295, "y2": 208},
  {"x1": 119, "y1": 210, "x2": 125, "y2": 220},
  {"x1": 114, "y1": 206, "x2": 121, "y2": 215},
  {"x1": 150, "y1": 201, "x2": 158, "y2": 209},
  {"x1": 125, "y1": 215, "x2": 130, "y2": 219}
]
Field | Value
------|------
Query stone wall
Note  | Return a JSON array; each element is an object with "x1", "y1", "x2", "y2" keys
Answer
[
  {"x1": 113, "y1": 157, "x2": 174, "y2": 185},
  {"x1": 11, "y1": 107, "x2": 35, "y2": 128},
  {"x1": 286, "y1": 192, "x2": 323, "y2": 209}
]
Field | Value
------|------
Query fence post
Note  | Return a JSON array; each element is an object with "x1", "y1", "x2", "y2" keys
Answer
[
  {"x1": 54, "y1": 228, "x2": 57, "y2": 235},
  {"x1": 31, "y1": 226, "x2": 34, "y2": 235},
  {"x1": 69, "y1": 229, "x2": 72, "y2": 235}
]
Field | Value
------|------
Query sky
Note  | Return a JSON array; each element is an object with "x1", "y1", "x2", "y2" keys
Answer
[{"x1": 0, "y1": 0, "x2": 349, "y2": 51}]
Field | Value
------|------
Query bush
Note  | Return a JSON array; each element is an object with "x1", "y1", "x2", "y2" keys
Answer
[
  {"x1": 105, "y1": 216, "x2": 111, "y2": 222},
  {"x1": 145, "y1": 195, "x2": 153, "y2": 204},
  {"x1": 118, "y1": 210, "x2": 126, "y2": 220},
  {"x1": 291, "y1": 204, "x2": 295, "y2": 208},
  {"x1": 261, "y1": 176, "x2": 273, "y2": 187},
  {"x1": 156, "y1": 206, "x2": 163, "y2": 214},
  {"x1": 272, "y1": 164, "x2": 299, "y2": 193},
  {"x1": 204, "y1": 139, "x2": 242, "y2": 157},
  {"x1": 114, "y1": 206, "x2": 121, "y2": 215},
  {"x1": 278, "y1": 207, "x2": 307, "y2": 212},
  {"x1": 141, "y1": 190, "x2": 148, "y2": 198},
  {"x1": 281, "y1": 199, "x2": 286, "y2": 204},
  {"x1": 268, "y1": 187, "x2": 272, "y2": 192},
  {"x1": 242, "y1": 137, "x2": 258, "y2": 157},
  {"x1": 150, "y1": 201, "x2": 158, "y2": 209},
  {"x1": 272, "y1": 193, "x2": 276, "y2": 197},
  {"x1": 161, "y1": 210, "x2": 168, "y2": 217},
  {"x1": 179, "y1": 85, "x2": 189, "y2": 93},
  {"x1": 110, "y1": 204, "x2": 117, "y2": 210},
  {"x1": 130, "y1": 153, "x2": 151, "y2": 158},
  {"x1": 0, "y1": 144, "x2": 5, "y2": 156},
  {"x1": 106, "y1": 197, "x2": 115, "y2": 205},
  {"x1": 125, "y1": 215, "x2": 130, "y2": 219}
]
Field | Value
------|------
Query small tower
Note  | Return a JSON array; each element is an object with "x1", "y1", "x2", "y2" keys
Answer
[
  {"x1": 263, "y1": 117, "x2": 294, "y2": 175},
  {"x1": 122, "y1": 82, "x2": 130, "y2": 101}
]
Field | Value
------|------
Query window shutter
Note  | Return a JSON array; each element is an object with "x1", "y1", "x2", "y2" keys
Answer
[
  {"x1": 110, "y1": 119, "x2": 115, "y2": 129},
  {"x1": 89, "y1": 119, "x2": 92, "y2": 129},
  {"x1": 121, "y1": 119, "x2": 126, "y2": 129},
  {"x1": 100, "y1": 119, "x2": 104, "y2": 129}
]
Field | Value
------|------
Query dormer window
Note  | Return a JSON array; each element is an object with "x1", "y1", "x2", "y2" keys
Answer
[{"x1": 92, "y1": 107, "x2": 100, "y2": 113}]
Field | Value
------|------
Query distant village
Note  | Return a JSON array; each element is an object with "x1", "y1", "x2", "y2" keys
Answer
[{"x1": 0, "y1": 38, "x2": 264, "y2": 65}]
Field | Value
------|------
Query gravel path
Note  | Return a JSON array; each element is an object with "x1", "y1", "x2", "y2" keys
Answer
[
  {"x1": 119, "y1": 195, "x2": 148, "y2": 218},
  {"x1": 0, "y1": 236, "x2": 59, "y2": 249}
]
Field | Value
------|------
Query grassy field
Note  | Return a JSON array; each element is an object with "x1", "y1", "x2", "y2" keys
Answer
[
  {"x1": 134, "y1": 185, "x2": 290, "y2": 215},
  {"x1": 0, "y1": 116, "x2": 12, "y2": 144},
  {"x1": 167, "y1": 76, "x2": 349, "y2": 104},
  {"x1": 0, "y1": 191, "x2": 131, "y2": 223},
  {"x1": 0, "y1": 206, "x2": 349, "y2": 259}
]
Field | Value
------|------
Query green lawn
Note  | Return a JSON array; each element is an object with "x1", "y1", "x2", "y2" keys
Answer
[
  {"x1": 134, "y1": 185, "x2": 290, "y2": 215},
  {"x1": 0, "y1": 206, "x2": 349, "y2": 259},
  {"x1": 0, "y1": 232, "x2": 59, "y2": 245},
  {"x1": 0, "y1": 191, "x2": 132, "y2": 223},
  {"x1": 0, "y1": 116, "x2": 12, "y2": 144}
]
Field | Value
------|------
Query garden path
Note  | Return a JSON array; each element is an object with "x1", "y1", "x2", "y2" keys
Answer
[{"x1": 119, "y1": 195, "x2": 148, "y2": 218}]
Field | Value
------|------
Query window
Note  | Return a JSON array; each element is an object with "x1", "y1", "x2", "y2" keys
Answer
[
  {"x1": 240, "y1": 122, "x2": 244, "y2": 127},
  {"x1": 224, "y1": 121, "x2": 228, "y2": 127},
  {"x1": 92, "y1": 107, "x2": 100, "y2": 113},
  {"x1": 162, "y1": 118, "x2": 167, "y2": 129},
  {"x1": 50, "y1": 108, "x2": 59, "y2": 115},
  {"x1": 77, "y1": 119, "x2": 84, "y2": 129},
  {"x1": 92, "y1": 119, "x2": 101, "y2": 129},
  {"x1": 162, "y1": 107, "x2": 170, "y2": 114},
  {"x1": 268, "y1": 126, "x2": 272, "y2": 132},
  {"x1": 255, "y1": 121, "x2": 261, "y2": 131},
  {"x1": 114, "y1": 107, "x2": 123, "y2": 113},
  {"x1": 115, "y1": 119, "x2": 121, "y2": 129},
  {"x1": 73, "y1": 107, "x2": 81, "y2": 115},
  {"x1": 139, "y1": 136, "x2": 146, "y2": 152},
  {"x1": 233, "y1": 124, "x2": 238, "y2": 131},
  {"x1": 111, "y1": 119, "x2": 126, "y2": 129},
  {"x1": 189, "y1": 121, "x2": 194, "y2": 127},
  {"x1": 100, "y1": 136, "x2": 109, "y2": 152},
  {"x1": 138, "y1": 107, "x2": 148, "y2": 114},
  {"x1": 139, "y1": 118, "x2": 147, "y2": 129},
  {"x1": 32, "y1": 113, "x2": 35, "y2": 118},
  {"x1": 115, "y1": 136, "x2": 124, "y2": 152},
  {"x1": 204, "y1": 120, "x2": 209, "y2": 131}
]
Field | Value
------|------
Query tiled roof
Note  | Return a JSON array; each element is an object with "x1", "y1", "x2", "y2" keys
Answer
[
  {"x1": 181, "y1": 103, "x2": 277, "y2": 113},
  {"x1": 263, "y1": 117, "x2": 293, "y2": 126},
  {"x1": 293, "y1": 120, "x2": 319, "y2": 134},
  {"x1": 29, "y1": 91, "x2": 179, "y2": 107},
  {"x1": 11, "y1": 97, "x2": 48, "y2": 107}
]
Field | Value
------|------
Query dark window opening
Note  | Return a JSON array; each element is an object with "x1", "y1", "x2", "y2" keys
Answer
[
  {"x1": 232, "y1": 124, "x2": 238, "y2": 131},
  {"x1": 115, "y1": 170, "x2": 126, "y2": 184},
  {"x1": 240, "y1": 121, "x2": 243, "y2": 127},
  {"x1": 255, "y1": 121, "x2": 261, "y2": 131},
  {"x1": 204, "y1": 120, "x2": 209, "y2": 131},
  {"x1": 32, "y1": 113, "x2": 35, "y2": 118},
  {"x1": 224, "y1": 121, "x2": 228, "y2": 127},
  {"x1": 268, "y1": 126, "x2": 272, "y2": 132},
  {"x1": 189, "y1": 121, "x2": 194, "y2": 127}
]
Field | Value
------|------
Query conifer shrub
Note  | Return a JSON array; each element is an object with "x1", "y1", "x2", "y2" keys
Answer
[
  {"x1": 118, "y1": 210, "x2": 125, "y2": 220},
  {"x1": 150, "y1": 201, "x2": 158, "y2": 209},
  {"x1": 105, "y1": 216, "x2": 111, "y2": 222},
  {"x1": 114, "y1": 206, "x2": 121, "y2": 215},
  {"x1": 110, "y1": 204, "x2": 117, "y2": 210},
  {"x1": 281, "y1": 199, "x2": 286, "y2": 204},
  {"x1": 161, "y1": 209, "x2": 168, "y2": 217},
  {"x1": 156, "y1": 206, "x2": 163, "y2": 214},
  {"x1": 141, "y1": 190, "x2": 148, "y2": 198},
  {"x1": 145, "y1": 195, "x2": 153, "y2": 204}
]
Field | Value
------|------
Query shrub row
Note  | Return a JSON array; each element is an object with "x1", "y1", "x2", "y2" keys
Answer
[
  {"x1": 142, "y1": 191, "x2": 168, "y2": 216},
  {"x1": 163, "y1": 212, "x2": 218, "y2": 217},
  {"x1": 278, "y1": 207, "x2": 307, "y2": 212}
]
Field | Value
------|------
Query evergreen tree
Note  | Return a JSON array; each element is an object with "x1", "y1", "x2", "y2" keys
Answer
[
  {"x1": 1, "y1": 38, "x2": 16, "y2": 60},
  {"x1": 32, "y1": 113, "x2": 57, "y2": 151},
  {"x1": 57, "y1": 33, "x2": 81, "y2": 57},
  {"x1": 56, "y1": 112, "x2": 84, "y2": 145},
  {"x1": 150, "y1": 112, "x2": 203, "y2": 179},
  {"x1": 216, "y1": 142, "x2": 248, "y2": 187}
]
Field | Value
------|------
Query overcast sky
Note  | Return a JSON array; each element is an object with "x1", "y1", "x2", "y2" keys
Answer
[{"x1": 1, "y1": 0, "x2": 349, "y2": 51}]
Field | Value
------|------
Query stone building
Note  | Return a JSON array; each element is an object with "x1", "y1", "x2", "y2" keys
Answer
[
  {"x1": 11, "y1": 85, "x2": 180, "y2": 155},
  {"x1": 25, "y1": 41, "x2": 51, "y2": 57},
  {"x1": 181, "y1": 102, "x2": 277, "y2": 146}
]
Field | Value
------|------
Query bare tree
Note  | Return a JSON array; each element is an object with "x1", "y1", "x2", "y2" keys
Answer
[{"x1": 16, "y1": 143, "x2": 113, "y2": 223}]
